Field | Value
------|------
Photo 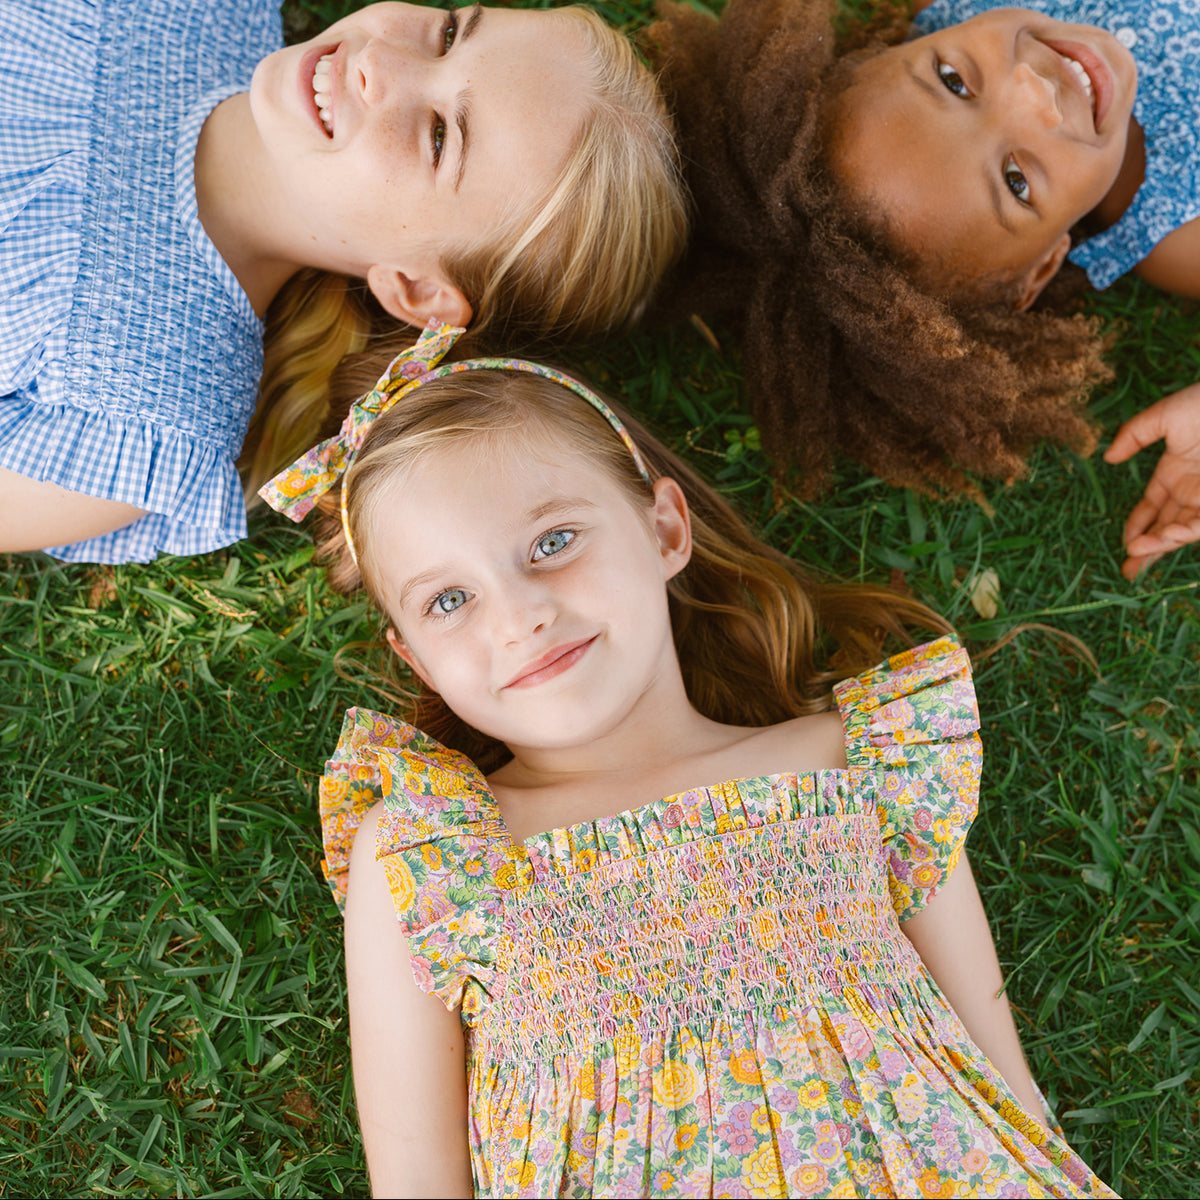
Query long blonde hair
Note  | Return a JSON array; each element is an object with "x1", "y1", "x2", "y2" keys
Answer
[
  {"x1": 241, "y1": 7, "x2": 687, "y2": 498},
  {"x1": 316, "y1": 371, "x2": 952, "y2": 772}
]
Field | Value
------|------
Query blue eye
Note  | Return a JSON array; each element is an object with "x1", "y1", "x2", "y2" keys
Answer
[
  {"x1": 533, "y1": 529, "x2": 575, "y2": 560},
  {"x1": 431, "y1": 587, "x2": 470, "y2": 615},
  {"x1": 937, "y1": 61, "x2": 969, "y2": 97},
  {"x1": 1004, "y1": 158, "x2": 1031, "y2": 204}
]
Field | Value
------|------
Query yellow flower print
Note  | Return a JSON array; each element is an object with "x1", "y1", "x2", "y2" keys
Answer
[
  {"x1": 751, "y1": 1105, "x2": 780, "y2": 1135},
  {"x1": 494, "y1": 861, "x2": 521, "y2": 890},
  {"x1": 319, "y1": 777, "x2": 349, "y2": 803},
  {"x1": 503, "y1": 1160, "x2": 537, "y2": 1189},
  {"x1": 728, "y1": 1048, "x2": 761, "y2": 1086},
  {"x1": 575, "y1": 848, "x2": 597, "y2": 872},
  {"x1": 420, "y1": 843, "x2": 443, "y2": 870},
  {"x1": 655, "y1": 1170, "x2": 676, "y2": 1192},
  {"x1": 931, "y1": 817, "x2": 958, "y2": 845},
  {"x1": 826, "y1": 1180, "x2": 858, "y2": 1199},
  {"x1": 615, "y1": 1032, "x2": 642, "y2": 1076},
  {"x1": 911, "y1": 862, "x2": 942, "y2": 889},
  {"x1": 652, "y1": 1061, "x2": 697, "y2": 1109},
  {"x1": 798, "y1": 1079, "x2": 827, "y2": 1110},
  {"x1": 752, "y1": 909, "x2": 781, "y2": 951},
  {"x1": 917, "y1": 1167, "x2": 955, "y2": 1198},
  {"x1": 791, "y1": 1163, "x2": 829, "y2": 1196},
  {"x1": 743, "y1": 1143, "x2": 785, "y2": 1194},
  {"x1": 348, "y1": 785, "x2": 376, "y2": 808},
  {"x1": 675, "y1": 1122, "x2": 700, "y2": 1151},
  {"x1": 382, "y1": 858, "x2": 416, "y2": 911},
  {"x1": 962, "y1": 1149, "x2": 988, "y2": 1174}
]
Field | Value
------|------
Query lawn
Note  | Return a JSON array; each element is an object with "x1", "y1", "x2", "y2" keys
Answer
[{"x1": 1, "y1": 1, "x2": 1197, "y2": 1196}]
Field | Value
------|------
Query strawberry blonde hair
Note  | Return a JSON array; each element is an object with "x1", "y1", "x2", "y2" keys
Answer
[{"x1": 315, "y1": 370, "x2": 951, "y2": 771}]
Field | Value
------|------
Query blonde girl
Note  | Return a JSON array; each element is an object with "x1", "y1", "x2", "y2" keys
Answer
[
  {"x1": 0, "y1": 0, "x2": 684, "y2": 563},
  {"x1": 262, "y1": 325, "x2": 1117, "y2": 1197}
]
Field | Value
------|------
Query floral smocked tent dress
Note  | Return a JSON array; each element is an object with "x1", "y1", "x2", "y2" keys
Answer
[{"x1": 320, "y1": 638, "x2": 1117, "y2": 1198}]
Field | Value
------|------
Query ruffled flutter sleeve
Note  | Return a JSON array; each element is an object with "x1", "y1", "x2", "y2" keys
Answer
[
  {"x1": 318, "y1": 707, "x2": 416, "y2": 911},
  {"x1": 835, "y1": 636, "x2": 982, "y2": 922},
  {"x1": 375, "y1": 739, "x2": 523, "y2": 1019}
]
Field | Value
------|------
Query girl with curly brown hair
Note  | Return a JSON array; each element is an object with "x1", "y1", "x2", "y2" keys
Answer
[{"x1": 652, "y1": 0, "x2": 1200, "y2": 579}]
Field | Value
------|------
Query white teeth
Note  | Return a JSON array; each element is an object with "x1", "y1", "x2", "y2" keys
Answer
[
  {"x1": 313, "y1": 54, "x2": 333, "y2": 134},
  {"x1": 1060, "y1": 52, "x2": 1095, "y2": 111}
]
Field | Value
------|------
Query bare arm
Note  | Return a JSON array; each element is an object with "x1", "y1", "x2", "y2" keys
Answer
[
  {"x1": 901, "y1": 852, "x2": 1047, "y2": 1127},
  {"x1": 345, "y1": 802, "x2": 474, "y2": 1198},
  {"x1": 0, "y1": 467, "x2": 146, "y2": 552},
  {"x1": 1133, "y1": 216, "x2": 1200, "y2": 299}
]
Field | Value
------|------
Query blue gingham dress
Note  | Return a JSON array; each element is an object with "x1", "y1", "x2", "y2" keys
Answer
[
  {"x1": 914, "y1": 0, "x2": 1200, "y2": 290},
  {"x1": 0, "y1": 0, "x2": 281, "y2": 563}
]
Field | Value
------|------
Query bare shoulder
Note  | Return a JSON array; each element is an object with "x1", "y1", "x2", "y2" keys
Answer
[
  {"x1": 731, "y1": 708, "x2": 847, "y2": 779},
  {"x1": 1133, "y1": 216, "x2": 1200, "y2": 299}
]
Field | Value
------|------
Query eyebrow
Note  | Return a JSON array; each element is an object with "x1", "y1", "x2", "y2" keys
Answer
[
  {"x1": 451, "y1": 5, "x2": 484, "y2": 191},
  {"x1": 525, "y1": 497, "x2": 599, "y2": 525}
]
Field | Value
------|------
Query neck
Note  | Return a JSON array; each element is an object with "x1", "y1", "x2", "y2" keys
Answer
[
  {"x1": 488, "y1": 665, "x2": 749, "y2": 843},
  {"x1": 193, "y1": 93, "x2": 305, "y2": 317},
  {"x1": 1085, "y1": 116, "x2": 1146, "y2": 236}
]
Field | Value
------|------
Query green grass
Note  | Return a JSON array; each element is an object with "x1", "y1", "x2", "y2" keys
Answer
[{"x1": 2, "y1": 3, "x2": 1198, "y2": 1196}]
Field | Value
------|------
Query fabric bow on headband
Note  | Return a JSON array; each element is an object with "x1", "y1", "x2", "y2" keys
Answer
[
  {"x1": 259, "y1": 318, "x2": 652, "y2": 526},
  {"x1": 258, "y1": 319, "x2": 467, "y2": 522}
]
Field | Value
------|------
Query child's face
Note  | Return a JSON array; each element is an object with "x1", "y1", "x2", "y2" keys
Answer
[
  {"x1": 831, "y1": 8, "x2": 1137, "y2": 305},
  {"x1": 250, "y1": 3, "x2": 590, "y2": 308},
  {"x1": 371, "y1": 433, "x2": 691, "y2": 753}
]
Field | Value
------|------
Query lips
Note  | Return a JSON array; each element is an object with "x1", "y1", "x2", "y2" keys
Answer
[
  {"x1": 1044, "y1": 38, "x2": 1113, "y2": 132},
  {"x1": 503, "y1": 636, "x2": 597, "y2": 690},
  {"x1": 300, "y1": 43, "x2": 338, "y2": 138}
]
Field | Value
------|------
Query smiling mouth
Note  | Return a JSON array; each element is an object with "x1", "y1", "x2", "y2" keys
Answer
[
  {"x1": 503, "y1": 637, "x2": 597, "y2": 690},
  {"x1": 1056, "y1": 50, "x2": 1096, "y2": 121},
  {"x1": 312, "y1": 53, "x2": 334, "y2": 136}
]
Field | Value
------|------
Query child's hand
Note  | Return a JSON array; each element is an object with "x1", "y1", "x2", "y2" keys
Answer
[{"x1": 1104, "y1": 384, "x2": 1200, "y2": 580}]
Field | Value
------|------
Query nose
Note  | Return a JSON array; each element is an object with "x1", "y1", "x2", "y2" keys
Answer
[
  {"x1": 353, "y1": 38, "x2": 424, "y2": 109},
  {"x1": 494, "y1": 580, "x2": 557, "y2": 645},
  {"x1": 1008, "y1": 60, "x2": 1063, "y2": 131}
]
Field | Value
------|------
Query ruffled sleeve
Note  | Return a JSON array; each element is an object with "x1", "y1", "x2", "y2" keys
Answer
[
  {"x1": 376, "y1": 737, "x2": 526, "y2": 1019},
  {"x1": 317, "y1": 707, "x2": 418, "y2": 911},
  {"x1": 835, "y1": 636, "x2": 981, "y2": 922}
]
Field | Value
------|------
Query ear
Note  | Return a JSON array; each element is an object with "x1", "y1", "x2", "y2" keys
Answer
[
  {"x1": 650, "y1": 477, "x2": 692, "y2": 582},
  {"x1": 385, "y1": 626, "x2": 435, "y2": 689},
  {"x1": 1013, "y1": 232, "x2": 1072, "y2": 312},
  {"x1": 367, "y1": 264, "x2": 473, "y2": 329}
]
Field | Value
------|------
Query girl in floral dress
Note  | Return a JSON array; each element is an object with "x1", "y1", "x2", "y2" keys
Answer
[{"x1": 262, "y1": 325, "x2": 1118, "y2": 1197}]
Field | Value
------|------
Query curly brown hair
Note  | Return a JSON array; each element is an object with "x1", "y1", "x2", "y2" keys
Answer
[{"x1": 648, "y1": 0, "x2": 1113, "y2": 499}]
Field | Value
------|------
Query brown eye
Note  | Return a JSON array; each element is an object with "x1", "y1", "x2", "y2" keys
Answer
[
  {"x1": 431, "y1": 116, "x2": 446, "y2": 166},
  {"x1": 441, "y1": 7, "x2": 458, "y2": 53},
  {"x1": 937, "y1": 61, "x2": 969, "y2": 97},
  {"x1": 1004, "y1": 158, "x2": 1031, "y2": 205}
]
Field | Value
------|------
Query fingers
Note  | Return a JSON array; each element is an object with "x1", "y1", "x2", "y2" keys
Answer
[
  {"x1": 1121, "y1": 547, "x2": 1169, "y2": 582},
  {"x1": 1104, "y1": 402, "x2": 1169, "y2": 464},
  {"x1": 1126, "y1": 510, "x2": 1200, "y2": 557}
]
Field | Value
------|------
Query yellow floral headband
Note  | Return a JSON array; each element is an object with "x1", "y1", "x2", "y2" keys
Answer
[{"x1": 258, "y1": 320, "x2": 652, "y2": 564}]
